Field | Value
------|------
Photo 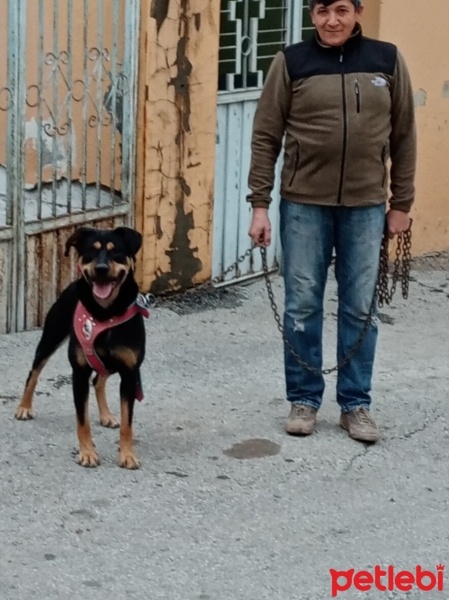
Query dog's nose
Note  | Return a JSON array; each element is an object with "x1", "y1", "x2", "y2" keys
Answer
[{"x1": 94, "y1": 263, "x2": 109, "y2": 276}]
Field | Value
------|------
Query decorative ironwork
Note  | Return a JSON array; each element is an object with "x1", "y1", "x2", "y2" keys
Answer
[
  {"x1": 219, "y1": 0, "x2": 290, "y2": 92},
  {"x1": 0, "y1": 87, "x2": 13, "y2": 111},
  {"x1": 25, "y1": 48, "x2": 129, "y2": 138}
]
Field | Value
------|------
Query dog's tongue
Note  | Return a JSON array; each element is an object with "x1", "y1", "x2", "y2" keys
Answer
[{"x1": 93, "y1": 282, "x2": 113, "y2": 299}]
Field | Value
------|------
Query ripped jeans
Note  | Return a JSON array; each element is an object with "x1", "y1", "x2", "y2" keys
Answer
[{"x1": 279, "y1": 199, "x2": 385, "y2": 413}]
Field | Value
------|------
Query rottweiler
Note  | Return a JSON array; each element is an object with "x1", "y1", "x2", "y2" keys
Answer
[{"x1": 15, "y1": 226, "x2": 149, "y2": 469}]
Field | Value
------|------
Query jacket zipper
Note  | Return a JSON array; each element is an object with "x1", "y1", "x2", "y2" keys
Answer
[
  {"x1": 288, "y1": 143, "x2": 300, "y2": 187},
  {"x1": 355, "y1": 79, "x2": 361, "y2": 113},
  {"x1": 381, "y1": 145, "x2": 387, "y2": 187},
  {"x1": 337, "y1": 48, "x2": 347, "y2": 205}
]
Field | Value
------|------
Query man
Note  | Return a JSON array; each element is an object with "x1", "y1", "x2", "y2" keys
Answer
[{"x1": 247, "y1": 0, "x2": 416, "y2": 443}]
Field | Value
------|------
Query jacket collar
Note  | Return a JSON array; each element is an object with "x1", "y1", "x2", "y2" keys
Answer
[{"x1": 315, "y1": 23, "x2": 362, "y2": 51}]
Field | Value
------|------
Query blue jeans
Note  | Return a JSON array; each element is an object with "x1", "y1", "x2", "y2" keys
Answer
[{"x1": 279, "y1": 199, "x2": 385, "y2": 413}]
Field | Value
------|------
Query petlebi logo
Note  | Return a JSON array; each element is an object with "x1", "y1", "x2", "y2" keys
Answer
[{"x1": 329, "y1": 564, "x2": 445, "y2": 597}]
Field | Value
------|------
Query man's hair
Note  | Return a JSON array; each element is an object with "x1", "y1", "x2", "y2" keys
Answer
[{"x1": 309, "y1": 0, "x2": 362, "y2": 9}]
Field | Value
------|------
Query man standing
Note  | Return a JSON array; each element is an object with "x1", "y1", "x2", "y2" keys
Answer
[{"x1": 247, "y1": 0, "x2": 416, "y2": 442}]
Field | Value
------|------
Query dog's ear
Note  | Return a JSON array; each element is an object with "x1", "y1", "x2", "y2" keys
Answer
[
  {"x1": 64, "y1": 227, "x2": 96, "y2": 257},
  {"x1": 114, "y1": 227, "x2": 142, "y2": 259}
]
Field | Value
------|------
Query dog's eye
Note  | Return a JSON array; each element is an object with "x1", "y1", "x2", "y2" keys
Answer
[{"x1": 81, "y1": 253, "x2": 96, "y2": 264}]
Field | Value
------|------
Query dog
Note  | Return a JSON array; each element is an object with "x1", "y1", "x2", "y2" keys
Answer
[{"x1": 15, "y1": 226, "x2": 149, "y2": 469}]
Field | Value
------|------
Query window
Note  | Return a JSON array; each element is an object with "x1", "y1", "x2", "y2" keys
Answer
[{"x1": 218, "y1": 0, "x2": 313, "y2": 92}]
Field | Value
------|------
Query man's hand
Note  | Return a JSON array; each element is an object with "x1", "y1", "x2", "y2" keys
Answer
[
  {"x1": 386, "y1": 209, "x2": 411, "y2": 239},
  {"x1": 248, "y1": 207, "x2": 272, "y2": 247}
]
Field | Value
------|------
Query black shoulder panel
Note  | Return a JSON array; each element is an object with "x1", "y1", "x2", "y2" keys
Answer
[{"x1": 283, "y1": 37, "x2": 398, "y2": 80}]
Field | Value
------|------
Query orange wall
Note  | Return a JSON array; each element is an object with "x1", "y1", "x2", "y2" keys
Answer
[{"x1": 375, "y1": 0, "x2": 449, "y2": 255}]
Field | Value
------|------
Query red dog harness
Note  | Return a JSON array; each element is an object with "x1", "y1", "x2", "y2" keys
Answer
[{"x1": 73, "y1": 294, "x2": 150, "y2": 401}]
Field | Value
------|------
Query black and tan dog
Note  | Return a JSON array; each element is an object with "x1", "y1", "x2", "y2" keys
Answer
[{"x1": 15, "y1": 226, "x2": 149, "y2": 469}]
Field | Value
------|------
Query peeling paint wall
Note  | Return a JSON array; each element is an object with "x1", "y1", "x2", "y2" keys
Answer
[
  {"x1": 135, "y1": 0, "x2": 220, "y2": 293},
  {"x1": 377, "y1": 0, "x2": 449, "y2": 255}
]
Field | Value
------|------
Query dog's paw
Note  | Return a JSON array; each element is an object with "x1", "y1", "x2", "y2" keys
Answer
[
  {"x1": 119, "y1": 451, "x2": 140, "y2": 470},
  {"x1": 100, "y1": 413, "x2": 120, "y2": 429},
  {"x1": 15, "y1": 406, "x2": 33, "y2": 420},
  {"x1": 77, "y1": 449, "x2": 100, "y2": 468}
]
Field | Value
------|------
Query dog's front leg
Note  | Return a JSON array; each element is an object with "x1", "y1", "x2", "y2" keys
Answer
[
  {"x1": 72, "y1": 363, "x2": 99, "y2": 468},
  {"x1": 118, "y1": 372, "x2": 140, "y2": 469},
  {"x1": 93, "y1": 374, "x2": 120, "y2": 428}
]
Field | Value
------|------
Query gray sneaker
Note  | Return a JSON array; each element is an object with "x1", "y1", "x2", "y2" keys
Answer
[
  {"x1": 285, "y1": 404, "x2": 317, "y2": 436},
  {"x1": 340, "y1": 406, "x2": 379, "y2": 443}
]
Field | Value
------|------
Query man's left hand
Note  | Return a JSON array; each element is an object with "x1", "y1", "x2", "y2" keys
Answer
[{"x1": 386, "y1": 209, "x2": 411, "y2": 239}]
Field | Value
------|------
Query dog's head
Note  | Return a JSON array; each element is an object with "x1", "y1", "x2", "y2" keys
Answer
[{"x1": 65, "y1": 226, "x2": 142, "y2": 306}]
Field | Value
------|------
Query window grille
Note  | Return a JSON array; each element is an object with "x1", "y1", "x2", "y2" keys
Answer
[{"x1": 218, "y1": 0, "x2": 314, "y2": 92}]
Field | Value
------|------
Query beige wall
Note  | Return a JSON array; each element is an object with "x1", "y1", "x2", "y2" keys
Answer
[
  {"x1": 135, "y1": 0, "x2": 220, "y2": 293},
  {"x1": 368, "y1": 0, "x2": 449, "y2": 256},
  {"x1": 361, "y1": 0, "x2": 380, "y2": 38}
]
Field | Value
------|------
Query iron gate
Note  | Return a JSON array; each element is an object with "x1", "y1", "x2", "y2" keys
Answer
[
  {"x1": 213, "y1": 0, "x2": 311, "y2": 284},
  {"x1": 0, "y1": 0, "x2": 140, "y2": 333}
]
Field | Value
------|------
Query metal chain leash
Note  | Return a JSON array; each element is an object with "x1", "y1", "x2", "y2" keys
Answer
[
  {"x1": 261, "y1": 221, "x2": 413, "y2": 375},
  {"x1": 376, "y1": 220, "x2": 413, "y2": 308},
  {"x1": 145, "y1": 222, "x2": 412, "y2": 375},
  {"x1": 260, "y1": 247, "x2": 377, "y2": 375}
]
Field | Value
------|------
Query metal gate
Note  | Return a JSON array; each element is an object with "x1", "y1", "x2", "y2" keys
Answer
[
  {"x1": 0, "y1": 0, "x2": 140, "y2": 333},
  {"x1": 213, "y1": 0, "x2": 311, "y2": 283}
]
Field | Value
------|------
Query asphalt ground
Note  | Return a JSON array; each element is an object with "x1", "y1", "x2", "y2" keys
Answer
[{"x1": 1, "y1": 257, "x2": 448, "y2": 599}]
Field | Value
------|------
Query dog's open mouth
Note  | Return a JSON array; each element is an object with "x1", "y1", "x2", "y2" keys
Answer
[
  {"x1": 92, "y1": 281, "x2": 117, "y2": 299},
  {"x1": 82, "y1": 266, "x2": 127, "y2": 300}
]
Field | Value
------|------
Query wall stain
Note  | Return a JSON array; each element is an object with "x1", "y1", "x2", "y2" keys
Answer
[
  {"x1": 414, "y1": 88, "x2": 427, "y2": 107},
  {"x1": 193, "y1": 12, "x2": 201, "y2": 31},
  {"x1": 169, "y1": 0, "x2": 192, "y2": 134},
  {"x1": 151, "y1": 0, "x2": 169, "y2": 33},
  {"x1": 155, "y1": 215, "x2": 163, "y2": 240},
  {"x1": 179, "y1": 176, "x2": 191, "y2": 196},
  {"x1": 150, "y1": 200, "x2": 202, "y2": 294}
]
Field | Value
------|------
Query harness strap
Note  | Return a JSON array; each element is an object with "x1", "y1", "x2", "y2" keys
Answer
[{"x1": 73, "y1": 294, "x2": 150, "y2": 401}]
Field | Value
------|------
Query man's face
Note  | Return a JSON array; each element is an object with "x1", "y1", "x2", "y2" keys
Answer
[{"x1": 311, "y1": 0, "x2": 363, "y2": 47}]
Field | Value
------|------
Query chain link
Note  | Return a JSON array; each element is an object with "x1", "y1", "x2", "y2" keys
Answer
[{"x1": 146, "y1": 222, "x2": 412, "y2": 375}]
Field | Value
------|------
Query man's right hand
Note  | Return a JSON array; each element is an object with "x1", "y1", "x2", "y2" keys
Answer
[{"x1": 248, "y1": 207, "x2": 272, "y2": 247}]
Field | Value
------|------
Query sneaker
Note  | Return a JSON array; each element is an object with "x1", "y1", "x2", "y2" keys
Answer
[
  {"x1": 340, "y1": 406, "x2": 379, "y2": 443},
  {"x1": 285, "y1": 404, "x2": 317, "y2": 436}
]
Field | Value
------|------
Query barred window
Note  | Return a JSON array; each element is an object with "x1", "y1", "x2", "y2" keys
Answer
[{"x1": 218, "y1": 0, "x2": 314, "y2": 92}]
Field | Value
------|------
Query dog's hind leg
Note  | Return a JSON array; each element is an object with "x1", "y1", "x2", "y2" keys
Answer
[
  {"x1": 15, "y1": 359, "x2": 49, "y2": 420},
  {"x1": 93, "y1": 374, "x2": 120, "y2": 428},
  {"x1": 118, "y1": 370, "x2": 141, "y2": 470},
  {"x1": 15, "y1": 292, "x2": 74, "y2": 420}
]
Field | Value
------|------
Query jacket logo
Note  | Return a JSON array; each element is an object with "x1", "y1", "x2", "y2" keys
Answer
[{"x1": 371, "y1": 76, "x2": 387, "y2": 87}]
